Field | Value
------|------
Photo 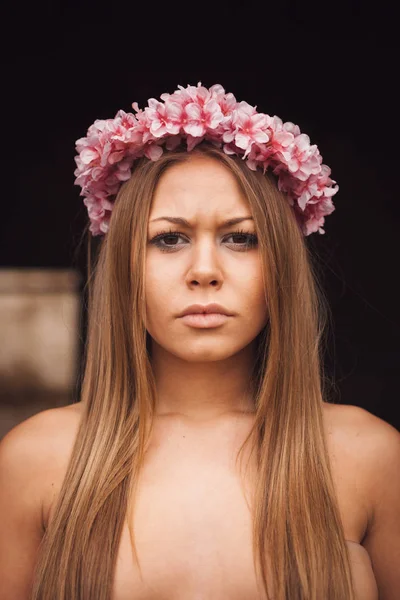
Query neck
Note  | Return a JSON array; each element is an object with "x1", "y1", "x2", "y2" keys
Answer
[{"x1": 150, "y1": 340, "x2": 258, "y2": 422}]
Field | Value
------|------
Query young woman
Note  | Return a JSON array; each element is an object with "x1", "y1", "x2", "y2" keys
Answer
[{"x1": 0, "y1": 83, "x2": 399, "y2": 600}]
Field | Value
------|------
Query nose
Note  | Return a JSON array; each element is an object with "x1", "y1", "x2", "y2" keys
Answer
[{"x1": 185, "y1": 238, "x2": 223, "y2": 289}]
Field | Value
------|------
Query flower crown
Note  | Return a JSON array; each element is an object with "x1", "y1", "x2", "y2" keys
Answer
[{"x1": 74, "y1": 82, "x2": 338, "y2": 237}]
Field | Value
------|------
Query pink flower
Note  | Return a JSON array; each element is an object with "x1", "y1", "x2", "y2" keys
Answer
[
  {"x1": 160, "y1": 82, "x2": 206, "y2": 108},
  {"x1": 278, "y1": 134, "x2": 322, "y2": 182},
  {"x1": 185, "y1": 83, "x2": 212, "y2": 106},
  {"x1": 145, "y1": 99, "x2": 182, "y2": 138},
  {"x1": 210, "y1": 85, "x2": 237, "y2": 116},
  {"x1": 144, "y1": 144, "x2": 164, "y2": 161},
  {"x1": 74, "y1": 83, "x2": 338, "y2": 237},
  {"x1": 223, "y1": 101, "x2": 270, "y2": 158},
  {"x1": 182, "y1": 99, "x2": 224, "y2": 138}
]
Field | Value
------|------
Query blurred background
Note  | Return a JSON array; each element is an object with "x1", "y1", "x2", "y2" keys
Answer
[{"x1": 1, "y1": 1, "x2": 399, "y2": 438}]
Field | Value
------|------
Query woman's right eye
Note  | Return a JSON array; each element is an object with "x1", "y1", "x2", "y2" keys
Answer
[{"x1": 149, "y1": 230, "x2": 185, "y2": 252}]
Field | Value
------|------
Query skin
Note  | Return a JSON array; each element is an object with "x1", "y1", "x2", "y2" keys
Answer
[{"x1": 145, "y1": 155, "x2": 269, "y2": 425}]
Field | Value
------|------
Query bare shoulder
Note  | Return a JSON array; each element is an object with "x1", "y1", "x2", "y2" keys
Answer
[
  {"x1": 329, "y1": 401, "x2": 398, "y2": 443},
  {"x1": 324, "y1": 402, "x2": 400, "y2": 518},
  {"x1": 1, "y1": 402, "x2": 82, "y2": 456},
  {"x1": 324, "y1": 401, "x2": 400, "y2": 468},
  {"x1": 344, "y1": 404, "x2": 400, "y2": 521},
  {"x1": 323, "y1": 401, "x2": 398, "y2": 443},
  {"x1": 0, "y1": 402, "x2": 83, "y2": 529},
  {"x1": 328, "y1": 403, "x2": 400, "y2": 599}
]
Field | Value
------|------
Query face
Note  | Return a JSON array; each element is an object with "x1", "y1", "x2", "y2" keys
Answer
[{"x1": 145, "y1": 155, "x2": 269, "y2": 363}]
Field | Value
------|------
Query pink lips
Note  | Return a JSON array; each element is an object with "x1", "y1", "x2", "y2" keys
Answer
[
  {"x1": 179, "y1": 303, "x2": 233, "y2": 317},
  {"x1": 179, "y1": 313, "x2": 232, "y2": 328},
  {"x1": 178, "y1": 303, "x2": 234, "y2": 328}
]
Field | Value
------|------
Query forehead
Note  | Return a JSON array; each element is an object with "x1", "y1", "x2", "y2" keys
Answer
[{"x1": 149, "y1": 156, "x2": 249, "y2": 221}]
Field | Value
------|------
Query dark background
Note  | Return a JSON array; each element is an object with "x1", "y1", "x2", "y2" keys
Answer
[{"x1": 2, "y1": 1, "x2": 399, "y2": 429}]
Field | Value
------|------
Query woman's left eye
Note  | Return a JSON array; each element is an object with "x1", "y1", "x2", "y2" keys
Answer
[{"x1": 149, "y1": 229, "x2": 258, "y2": 252}]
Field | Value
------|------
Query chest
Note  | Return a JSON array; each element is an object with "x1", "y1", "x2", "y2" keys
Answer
[
  {"x1": 43, "y1": 410, "x2": 378, "y2": 600},
  {"x1": 113, "y1": 427, "x2": 267, "y2": 599},
  {"x1": 110, "y1": 418, "x2": 376, "y2": 600}
]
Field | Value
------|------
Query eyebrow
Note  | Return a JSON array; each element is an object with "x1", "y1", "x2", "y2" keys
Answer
[{"x1": 149, "y1": 216, "x2": 254, "y2": 227}]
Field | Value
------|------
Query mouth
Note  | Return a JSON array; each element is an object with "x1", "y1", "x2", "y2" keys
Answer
[{"x1": 179, "y1": 312, "x2": 232, "y2": 329}]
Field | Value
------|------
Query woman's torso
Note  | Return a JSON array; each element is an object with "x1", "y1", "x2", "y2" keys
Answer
[{"x1": 42, "y1": 402, "x2": 378, "y2": 600}]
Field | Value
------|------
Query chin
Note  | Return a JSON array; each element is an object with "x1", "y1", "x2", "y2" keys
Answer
[{"x1": 170, "y1": 342, "x2": 246, "y2": 363}]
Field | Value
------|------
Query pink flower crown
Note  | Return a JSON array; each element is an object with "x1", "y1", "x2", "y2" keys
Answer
[{"x1": 74, "y1": 82, "x2": 338, "y2": 237}]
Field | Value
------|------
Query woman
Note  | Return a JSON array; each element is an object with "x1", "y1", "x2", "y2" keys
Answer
[{"x1": 1, "y1": 83, "x2": 398, "y2": 600}]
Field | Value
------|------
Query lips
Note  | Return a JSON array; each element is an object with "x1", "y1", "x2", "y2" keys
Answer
[
  {"x1": 180, "y1": 312, "x2": 231, "y2": 328},
  {"x1": 179, "y1": 303, "x2": 233, "y2": 317}
]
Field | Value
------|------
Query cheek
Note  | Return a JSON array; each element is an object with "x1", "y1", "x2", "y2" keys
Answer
[
  {"x1": 241, "y1": 262, "x2": 265, "y2": 299},
  {"x1": 240, "y1": 266, "x2": 268, "y2": 322},
  {"x1": 145, "y1": 258, "x2": 177, "y2": 320}
]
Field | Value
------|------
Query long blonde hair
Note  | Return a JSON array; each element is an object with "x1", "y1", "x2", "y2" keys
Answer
[{"x1": 31, "y1": 142, "x2": 356, "y2": 599}]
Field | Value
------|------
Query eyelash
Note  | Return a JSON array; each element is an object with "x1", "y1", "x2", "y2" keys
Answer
[{"x1": 149, "y1": 228, "x2": 258, "y2": 253}]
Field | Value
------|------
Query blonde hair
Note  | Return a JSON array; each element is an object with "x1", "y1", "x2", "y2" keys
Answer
[{"x1": 31, "y1": 142, "x2": 356, "y2": 599}]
